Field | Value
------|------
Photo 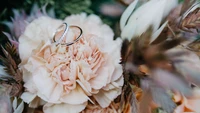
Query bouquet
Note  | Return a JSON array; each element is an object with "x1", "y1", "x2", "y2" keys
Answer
[{"x1": 1, "y1": 0, "x2": 200, "y2": 113}]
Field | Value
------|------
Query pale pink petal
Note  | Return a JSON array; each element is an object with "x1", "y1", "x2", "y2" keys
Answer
[
  {"x1": 93, "y1": 88, "x2": 121, "y2": 108},
  {"x1": 23, "y1": 77, "x2": 38, "y2": 93},
  {"x1": 19, "y1": 16, "x2": 62, "y2": 62},
  {"x1": 110, "y1": 65, "x2": 123, "y2": 83},
  {"x1": 19, "y1": 36, "x2": 38, "y2": 62},
  {"x1": 89, "y1": 67, "x2": 109, "y2": 89},
  {"x1": 24, "y1": 57, "x2": 44, "y2": 73},
  {"x1": 20, "y1": 92, "x2": 38, "y2": 107},
  {"x1": 33, "y1": 67, "x2": 62, "y2": 103},
  {"x1": 61, "y1": 85, "x2": 88, "y2": 104},
  {"x1": 103, "y1": 76, "x2": 124, "y2": 91},
  {"x1": 77, "y1": 80, "x2": 92, "y2": 96}
]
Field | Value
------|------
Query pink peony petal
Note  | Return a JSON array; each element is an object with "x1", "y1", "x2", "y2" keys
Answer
[
  {"x1": 60, "y1": 85, "x2": 89, "y2": 104},
  {"x1": 89, "y1": 66, "x2": 110, "y2": 89},
  {"x1": 93, "y1": 88, "x2": 121, "y2": 108},
  {"x1": 33, "y1": 67, "x2": 63, "y2": 103}
]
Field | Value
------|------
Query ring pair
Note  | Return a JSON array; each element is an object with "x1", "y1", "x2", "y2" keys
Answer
[{"x1": 52, "y1": 23, "x2": 83, "y2": 46}]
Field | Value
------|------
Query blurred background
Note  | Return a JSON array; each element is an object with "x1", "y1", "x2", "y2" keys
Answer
[
  {"x1": 0, "y1": 0, "x2": 185, "y2": 45},
  {"x1": 0, "y1": 0, "x2": 129, "y2": 44}
]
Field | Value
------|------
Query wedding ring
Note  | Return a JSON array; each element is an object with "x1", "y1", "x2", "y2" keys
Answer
[
  {"x1": 52, "y1": 23, "x2": 83, "y2": 46},
  {"x1": 53, "y1": 23, "x2": 69, "y2": 44},
  {"x1": 63, "y1": 25, "x2": 83, "y2": 46}
]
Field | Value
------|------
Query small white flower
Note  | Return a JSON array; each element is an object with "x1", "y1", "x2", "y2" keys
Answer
[{"x1": 120, "y1": 0, "x2": 178, "y2": 42}]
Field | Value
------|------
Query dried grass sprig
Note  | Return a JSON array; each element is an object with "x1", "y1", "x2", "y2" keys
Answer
[
  {"x1": 0, "y1": 42, "x2": 23, "y2": 97},
  {"x1": 180, "y1": 7, "x2": 200, "y2": 32},
  {"x1": 121, "y1": 26, "x2": 193, "y2": 112}
]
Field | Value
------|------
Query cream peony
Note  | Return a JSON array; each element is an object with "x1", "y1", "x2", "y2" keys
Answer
[{"x1": 19, "y1": 13, "x2": 123, "y2": 113}]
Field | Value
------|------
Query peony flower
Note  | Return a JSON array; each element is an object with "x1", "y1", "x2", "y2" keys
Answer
[
  {"x1": 174, "y1": 88, "x2": 200, "y2": 113},
  {"x1": 19, "y1": 13, "x2": 123, "y2": 113},
  {"x1": 120, "y1": 0, "x2": 178, "y2": 41}
]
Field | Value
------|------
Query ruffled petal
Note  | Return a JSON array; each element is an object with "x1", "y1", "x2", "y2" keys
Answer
[
  {"x1": 93, "y1": 88, "x2": 121, "y2": 108},
  {"x1": 61, "y1": 85, "x2": 88, "y2": 104},
  {"x1": 33, "y1": 67, "x2": 63, "y2": 103},
  {"x1": 89, "y1": 66, "x2": 110, "y2": 89},
  {"x1": 21, "y1": 92, "x2": 37, "y2": 104}
]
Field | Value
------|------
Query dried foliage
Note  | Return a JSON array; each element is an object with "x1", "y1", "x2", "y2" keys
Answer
[
  {"x1": 180, "y1": 7, "x2": 200, "y2": 32},
  {"x1": 121, "y1": 22, "x2": 200, "y2": 112},
  {"x1": 167, "y1": 0, "x2": 200, "y2": 35},
  {"x1": 162, "y1": 0, "x2": 200, "y2": 56},
  {"x1": 120, "y1": 80, "x2": 138, "y2": 113},
  {"x1": 119, "y1": 1, "x2": 200, "y2": 112},
  {"x1": 0, "y1": 42, "x2": 23, "y2": 97}
]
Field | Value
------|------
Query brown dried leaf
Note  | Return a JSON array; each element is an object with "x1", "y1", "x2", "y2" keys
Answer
[
  {"x1": 180, "y1": 7, "x2": 200, "y2": 32},
  {"x1": 9, "y1": 83, "x2": 23, "y2": 97},
  {"x1": 138, "y1": 27, "x2": 153, "y2": 50},
  {"x1": 0, "y1": 42, "x2": 23, "y2": 97},
  {"x1": 4, "y1": 42, "x2": 21, "y2": 65},
  {"x1": 157, "y1": 38, "x2": 184, "y2": 51},
  {"x1": 130, "y1": 27, "x2": 153, "y2": 65},
  {"x1": 150, "y1": 27, "x2": 169, "y2": 45},
  {"x1": 1, "y1": 47, "x2": 17, "y2": 76},
  {"x1": 139, "y1": 79, "x2": 154, "y2": 113},
  {"x1": 0, "y1": 76, "x2": 17, "y2": 88},
  {"x1": 166, "y1": 4, "x2": 183, "y2": 39},
  {"x1": 121, "y1": 39, "x2": 132, "y2": 63},
  {"x1": 0, "y1": 43, "x2": 22, "y2": 81},
  {"x1": 139, "y1": 89, "x2": 151, "y2": 113},
  {"x1": 120, "y1": 82, "x2": 138, "y2": 113}
]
